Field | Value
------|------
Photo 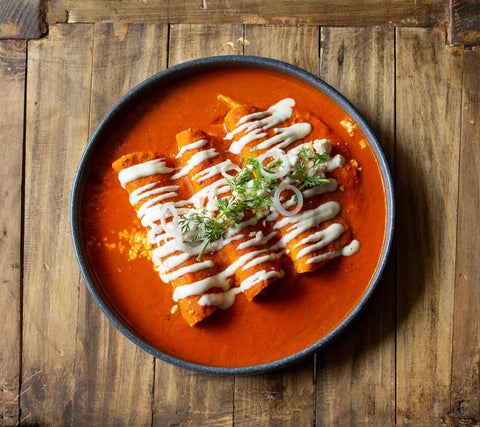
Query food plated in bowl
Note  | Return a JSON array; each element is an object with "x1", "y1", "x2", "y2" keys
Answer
[{"x1": 71, "y1": 56, "x2": 395, "y2": 374}]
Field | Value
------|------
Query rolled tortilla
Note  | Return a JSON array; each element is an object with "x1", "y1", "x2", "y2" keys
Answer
[
  {"x1": 112, "y1": 152, "x2": 222, "y2": 326},
  {"x1": 176, "y1": 129, "x2": 285, "y2": 300}
]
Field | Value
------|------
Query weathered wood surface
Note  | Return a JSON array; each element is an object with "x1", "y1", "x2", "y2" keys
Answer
[
  {"x1": 316, "y1": 26, "x2": 396, "y2": 425},
  {"x1": 72, "y1": 23, "x2": 168, "y2": 425},
  {"x1": 449, "y1": 0, "x2": 480, "y2": 45},
  {"x1": 0, "y1": 19, "x2": 479, "y2": 425},
  {"x1": 0, "y1": 39, "x2": 25, "y2": 427},
  {"x1": 22, "y1": 24, "x2": 94, "y2": 425},
  {"x1": 48, "y1": 0, "x2": 449, "y2": 27},
  {"x1": 449, "y1": 49, "x2": 480, "y2": 426},
  {"x1": 0, "y1": 0, "x2": 46, "y2": 39},
  {"x1": 396, "y1": 27, "x2": 463, "y2": 425}
]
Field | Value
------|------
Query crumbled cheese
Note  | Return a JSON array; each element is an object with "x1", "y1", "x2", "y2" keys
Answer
[
  {"x1": 313, "y1": 138, "x2": 332, "y2": 155},
  {"x1": 350, "y1": 159, "x2": 362, "y2": 171},
  {"x1": 118, "y1": 228, "x2": 154, "y2": 261},
  {"x1": 340, "y1": 120, "x2": 357, "y2": 136},
  {"x1": 359, "y1": 139, "x2": 367, "y2": 149}
]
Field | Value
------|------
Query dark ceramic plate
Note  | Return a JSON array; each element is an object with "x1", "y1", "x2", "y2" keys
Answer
[{"x1": 70, "y1": 55, "x2": 395, "y2": 375}]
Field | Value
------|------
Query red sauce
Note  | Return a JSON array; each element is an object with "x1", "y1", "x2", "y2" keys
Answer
[{"x1": 81, "y1": 67, "x2": 387, "y2": 367}]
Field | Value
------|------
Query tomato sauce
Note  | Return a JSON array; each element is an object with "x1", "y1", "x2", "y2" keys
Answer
[{"x1": 81, "y1": 67, "x2": 387, "y2": 367}]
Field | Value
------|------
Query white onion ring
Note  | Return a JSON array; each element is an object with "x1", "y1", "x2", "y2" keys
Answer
[
  {"x1": 159, "y1": 204, "x2": 201, "y2": 254},
  {"x1": 274, "y1": 184, "x2": 303, "y2": 216},
  {"x1": 159, "y1": 203, "x2": 179, "y2": 235},
  {"x1": 257, "y1": 151, "x2": 289, "y2": 179}
]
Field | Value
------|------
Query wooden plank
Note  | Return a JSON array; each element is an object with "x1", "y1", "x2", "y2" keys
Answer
[
  {"x1": 315, "y1": 27, "x2": 396, "y2": 425},
  {"x1": 234, "y1": 361, "x2": 315, "y2": 426},
  {"x1": 70, "y1": 23, "x2": 169, "y2": 425},
  {"x1": 49, "y1": 0, "x2": 448, "y2": 27},
  {"x1": 395, "y1": 28, "x2": 463, "y2": 425},
  {"x1": 21, "y1": 24, "x2": 94, "y2": 425},
  {"x1": 449, "y1": 49, "x2": 480, "y2": 425},
  {"x1": 228, "y1": 24, "x2": 319, "y2": 426},
  {"x1": 0, "y1": 39, "x2": 25, "y2": 427},
  {"x1": 168, "y1": 23, "x2": 244, "y2": 61},
  {"x1": 153, "y1": 366, "x2": 235, "y2": 426},
  {"x1": 448, "y1": 0, "x2": 480, "y2": 46},
  {"x1": 0, "y1": 0, "x2": 46, "y2": 39},
  {"x1": 244, "y1": 24, "x2": 319, "y2": 74},
  {"x1": 151, "y1": 24, "x2": 242, "y2": 426}
]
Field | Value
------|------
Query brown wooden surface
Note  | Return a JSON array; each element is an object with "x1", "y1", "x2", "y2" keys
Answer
[
  {"x1": 48, "y1": 0, "x2": 449, "y2": 27},
  {"x1": 450, "y1": 49, "x2": 480, "y2": 425},
  {"x1": 0, "y1": 39, "x2": 25, "y2": 426},
  {"x1": 0, "y1": 0, "x2": 46, "y2": 38},
  {"x1": 1, "y1": 3, "x2": 480, "y2": 426},
  {"x1": 449, "y1": 0, "x2": 480, "y2": 45},
  {"x1": 396, "y1": 28, "x2": 463, "y2": 425},
  {"x1": 316, "y1": 26, "x2": 396, "y2": 425}
]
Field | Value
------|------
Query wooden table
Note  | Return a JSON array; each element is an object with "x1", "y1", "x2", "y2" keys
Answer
[{"x1": 1, "y1": 1, "x2": 479, "y2": 425}]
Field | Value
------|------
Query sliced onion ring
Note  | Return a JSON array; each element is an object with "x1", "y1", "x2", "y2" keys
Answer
[
  {"x1": 257, "y1": 151, "x2": 289, "y2": 179},
  {"x1": 274, "y1": 184, "x2": 303, "y2": 216},
  {"x1": 159, "y1": 204, "x2": 201, "y2": 254},
  {"x1": 159, "y1": 203, "x2": 179, "y2": 234}
]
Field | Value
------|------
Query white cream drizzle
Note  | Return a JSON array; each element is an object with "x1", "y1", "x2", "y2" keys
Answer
[
  {"x1": 306, "y1": 239, "x2": 360, "y2": 264},
  {"x1": 254, "y1": 123, "x2": 312, "y2": 152},
  {"x1": 294, "y1": 223, "x2": 345, "y2": 259},
  {"x1": 194, "y1": 159, "x2": 240, "y2": 182},
  {"x1": 117, "y1": 97, "x2": 362, "y2": 310},
  {"x1": 171, "y1": 148, "x2": 219, "y2": 179},
  {"x1": 129, "y1": 183, "x2": 179, "y2": 206},
  {"x1": 226, "y1": 98, "x2": 311, "y2": 154},
  {"x1": 240, "y1": 269, "x2": 285, "y2": 292},
  {"x1": 237, "y1": 231, "x2": 277, "y2": 250},
  {"x1": 160, "y1": 260, "x2": 214, "y2": 282},
  {"x1": 242, "y1": 252, "x2": 283, "y2": 271},
  {"x1": 175, "y1": 139, "x2": 207, "y2": 158},
  {"x1": 118, "y1": 159, "x2": 174, "y2": 188},
  {"x1": 198, "y1": 269, "x2": 285, "y2": 309},
  {"x1": 198, "y1": 287, "x2": 243, "y2": 310},
  {"x1": 274, "y1": 201, "x2": 341, "y2": 244},
  {"x1": 172, "y1": 249, "x2": 267, "y2": 301}
]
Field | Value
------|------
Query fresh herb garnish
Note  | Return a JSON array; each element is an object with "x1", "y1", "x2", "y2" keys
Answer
[
  {"x1": 178, "y1": 145, "x2": 331, "y2": 260},
  {"x1": 287, "y1": 146, "x2": 331, "y2": 190}
]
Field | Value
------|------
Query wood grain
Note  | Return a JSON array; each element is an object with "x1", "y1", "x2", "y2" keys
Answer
[
  {"x1": 244, "y1": 24, "x2": 319, "y2": 75},
  {"x1": 228, "y1": 25, "x2": 320, "y2": 426},
  {"x1": 234, "y1": 360, "x2": 315, "y2": 426},
  {"x1": 70, "y1": 24, "x2": 169, "y2": 425},
  {"x1": 49, "y1": 0, "x2": 448, "y2": 27},
  {"x1": 448, "y1": 0, "x2": 480, "y2": 46},
  {"x1": 449, "y1": 49, "x2": 480, "y2": 425},
  {"x1": 395, "y1": 27, "x2": 463, "y2": 425},
  {"x1": 21, "y1": 24, "x2": 94, "y2": 425},
  {"x1": 151, "y1": 24, "x2": 242, "y2": 426},
  {"x1": 168, "y1": 23, "x2": 244, "y2": 62},
  {"x1": 316, "y1": 27, "x2": 396, "y2": 425},
  {"x1": 0, "y1": 40, "x2": 25, "y2": 427},
  {"x1": 0, "y1": 0, "x2": 46, "y2": 39}
]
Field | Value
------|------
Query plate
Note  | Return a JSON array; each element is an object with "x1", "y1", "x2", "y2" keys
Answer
[{"x1": 70, "y1": 56, "x2": 395, "y2": 375}]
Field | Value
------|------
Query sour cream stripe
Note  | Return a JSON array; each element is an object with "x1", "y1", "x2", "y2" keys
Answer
[
  {"x1": 173, "y1": 249, "x2": 268, "y2": 301},
  {"x1": 306, "y1": 240, "x2": 360, "y2": 264},
  {"x1": 294, "y1": 223, "x2": 345, "y2": 259},
  {"x1": 118, "y1": 159, "x2": 174, "y2": 188},
  {"x1": 130, "y1": 184, "x2": 179, "y2": 205},
  {"x1": 171, "y1": 148, "x2": 219, "y2": 179}
]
